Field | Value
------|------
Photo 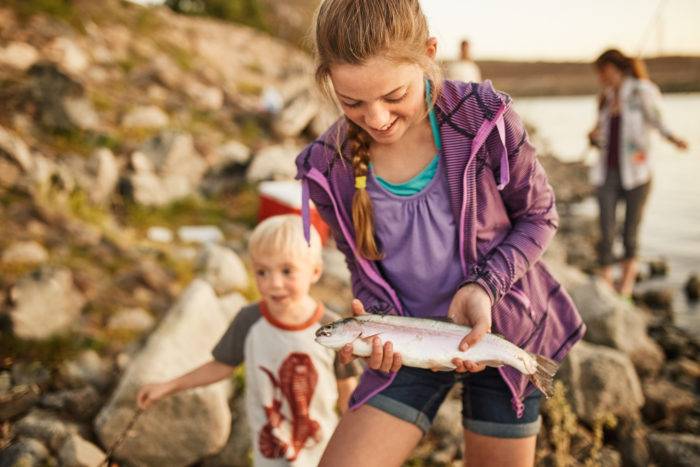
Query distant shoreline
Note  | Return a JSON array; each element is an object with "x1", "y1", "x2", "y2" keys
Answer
[{"x1": 446, "y1": 56, "x2": 700, "y2": 97}]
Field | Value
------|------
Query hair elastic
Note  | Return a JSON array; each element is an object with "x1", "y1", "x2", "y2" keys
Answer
[{"x1": 355, "y1": 175, "x2": 367, "y2": 189}]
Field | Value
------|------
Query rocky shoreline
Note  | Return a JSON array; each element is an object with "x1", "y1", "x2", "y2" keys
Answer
[{"x1": 1, "y1": 2, "x2": 699, "y2": 466}]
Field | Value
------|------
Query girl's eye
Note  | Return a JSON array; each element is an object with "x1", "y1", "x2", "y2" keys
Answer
[
  {"x1": 342, "y1": 101, "x2": 361, "y2": 108},
  {"x1": 385, "y1": 93, "x2": 408, "y2": 104}
]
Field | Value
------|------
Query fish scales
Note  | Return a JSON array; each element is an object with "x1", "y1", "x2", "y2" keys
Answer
[{"x1": 315, "y1": 314, "x2": 559, "y2": 398}]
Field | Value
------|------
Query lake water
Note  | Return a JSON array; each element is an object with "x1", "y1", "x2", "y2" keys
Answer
[{"x1": 514, "y1": 93, "x2": 700, "y2": 335}]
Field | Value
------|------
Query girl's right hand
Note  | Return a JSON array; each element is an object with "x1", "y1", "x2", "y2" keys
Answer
[
  {"x1": 136, "y1": 382, "x2": 173, "y2": 410},
  {"x1": 338, "y1": 299, "x2": 402, "y2": 373}
]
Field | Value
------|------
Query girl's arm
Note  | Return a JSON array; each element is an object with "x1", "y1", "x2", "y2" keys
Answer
[
  {"x1": 137, "y1": 360, "x2": 235, "y2": 409},
  {"x1": 466, "y1": 106, "x2": 559, "y2": 305},
  {"x1": 639, "y1": 82, "x2": 688, "y2": 149}
]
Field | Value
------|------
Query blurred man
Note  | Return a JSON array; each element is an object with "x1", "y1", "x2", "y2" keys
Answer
[{"x1": 447, "y1": 39, "x2": 481, "y2": 83}]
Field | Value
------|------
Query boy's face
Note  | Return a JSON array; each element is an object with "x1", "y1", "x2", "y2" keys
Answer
[
  {"x1": 252, "y1": 253, "x2": 322, "y2": 312},
  {"x1": 330, "y1": 56, "x2": 426, "y2": 145}
]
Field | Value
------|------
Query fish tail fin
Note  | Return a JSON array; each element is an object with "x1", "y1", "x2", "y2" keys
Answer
[{"x1": 527, "y1": 353, "x2": 559, "y2": 399}]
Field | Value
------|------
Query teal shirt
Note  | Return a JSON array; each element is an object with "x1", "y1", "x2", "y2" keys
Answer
[{"x1": 374, "y1": 81, "x2": 442, "y2": 196}]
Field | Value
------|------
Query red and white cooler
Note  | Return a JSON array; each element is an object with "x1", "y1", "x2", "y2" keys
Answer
[{"x1": 257, "y1": 180, "x2": 330, "y2": 245}]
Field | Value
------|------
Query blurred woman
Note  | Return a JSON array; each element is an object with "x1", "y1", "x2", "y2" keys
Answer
[{"x1": 588, "y1": 48, "x2": 688, "y2": 298}]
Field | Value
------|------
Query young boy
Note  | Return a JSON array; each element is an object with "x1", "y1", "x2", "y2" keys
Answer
[{"x1": 136, "y1": 215, "x2": 360, "y2": 466}]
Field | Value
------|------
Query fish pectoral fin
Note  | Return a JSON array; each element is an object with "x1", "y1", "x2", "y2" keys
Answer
[
  {"x1": 478, "y1": 360, "x2": 505, "y2": 368},
  {"x1": 359, "y1": 332, "x2": 381, "y2": 344},
  {"x1": 428, "y1": 360, "x2": 454, "y2": 372}
]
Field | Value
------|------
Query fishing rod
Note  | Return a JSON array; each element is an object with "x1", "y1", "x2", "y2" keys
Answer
[{"x1": 98, "y1": 407, "x2": 145, "y2": 467}]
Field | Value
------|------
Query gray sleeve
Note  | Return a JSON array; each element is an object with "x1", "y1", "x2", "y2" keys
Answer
[
  {"x1": 321, "y1": 308, "x2": 364, "y2": 380},
  {"x1": 211, "y1": 304, "x2": 262, "y2": 367}
]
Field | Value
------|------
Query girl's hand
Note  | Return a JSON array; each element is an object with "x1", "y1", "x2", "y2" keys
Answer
[
  {"x1": 136, "y1": 382, "x2": 174, "y2": 410},
  {"x1": 447, "y1": 283, "x2": 493, "y2": 373},
  {"x1": 338, "y1": 299, "x2": 402, "y2": 373},
  {"x1": 671, "y1": 136, "x2": 689, "y2": 151}
]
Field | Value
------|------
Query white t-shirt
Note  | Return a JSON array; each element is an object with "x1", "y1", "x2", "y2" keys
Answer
[
  {"x1": 447, "y1": 60, "x2": 482, "y2": 83},
  {"x1": 212, "y1": 302, "x2": 359, "y2": 466}
]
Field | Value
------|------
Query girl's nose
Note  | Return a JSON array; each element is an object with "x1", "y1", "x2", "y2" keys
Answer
[{"x1": 365, "y1": 103, "x2": 391, "y2": 130}]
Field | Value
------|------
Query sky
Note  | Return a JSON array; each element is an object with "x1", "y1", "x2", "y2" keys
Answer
[{"x1": 421, "y1": 0, "x2": 700, "y2": 61}]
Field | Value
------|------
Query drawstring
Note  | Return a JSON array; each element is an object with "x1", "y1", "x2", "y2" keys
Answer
[
  {"x1": 495, "y1": 115, "x2": 510, "y2": 190},
  {"x1": 301, "y1": 178, "x2": 311, "y2": 245}
]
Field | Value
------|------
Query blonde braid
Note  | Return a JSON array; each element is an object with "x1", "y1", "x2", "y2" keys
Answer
[{"x1": 347, "y1": 120, "x2": 383, "y2": 260}]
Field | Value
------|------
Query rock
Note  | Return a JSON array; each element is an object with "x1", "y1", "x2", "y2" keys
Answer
[
  {"x1": 9, "y1": 268, "x2": 86, "y2": 340},
  {"x1": 58, "y1": 350, "x2": 112, "y2": 390},
  {"x1": 11, "y1": 362, "x2": 51, "y2": 388},
  {"x1": 107, "y1": 308, "x2": 155, "y2": 334},
  {"x1": 40, "y1": 386, "x2": 102, "y2": 421},
  {"x1": 272, "y1": 90, "x2": 320, "y2": 138},
  {"x1": 147, "y1": 226, "x2": 174, "y2": 243},
  {"x1": 218, "y1": 293, "x2": 247, "y2": 322},
  {"x1": 58, "y1": 434, "x2": 105, "y2": 467},
  {"x1": 44, "y1": 37, "x2": 89, "y2": 75},
  {"x1": 558, "y1": 341, "x2": 644, "y2": 425},
  {"x1": 184, "y1": 80, "x2": 224, "y2": 111},
  {"x1": 648, "y1": 258, "x2": 669, "y2": 278},
  {"x1": 246, "y1": 143, "x2": 300, "y2": 182},
  {"x1": 597, "y1": 447, "x2": 622, "y2": 467},
  {"x1": 128, "y1": 132, "x2": 207, "y2": 206},
  {"x1": 0, "y1": 42, "x2": 39, "y2": 70},
  {"x1": 642, "y1": 380, "x2": 697, "y2": 427},
  {"x1": 14, "y1": 409, "x2": 75, "y2": 451},
  {"x1": 86, "y1": 148, "x2": 119, "y2": 204},
  {"x1": 177, "y1": 225, "x2": 224, "y2": 244},
  {"x1": 650, "y1": 324, "x2": 694, "y2": 360},
  {"x1": 215, "y1": 140, "x2": 251, "y2": 166},
  {"x1": 553, "y1": 269, "x2": 664, "y2": 376},
  {"x1": 322, "y1": 247, "x2": 351, "y2": 286},
  {"x1": 27, "y1": 62, "x2": 87, "y2": 132},
  {"x1": 430, "y1": 390, "x2": 462, "y2": 448},
  {"x1": 0, "y1": 437, "x2": 50, "y2": 467},
  {"x1": 636, "y1": 288, "x2": 674, "y2": 314},
  {"x1": 0, "y1": 125, "x2": 33, "y2": 172},
  {"x1": 0, "y1": 372, "x2": 10, "y2": 393},
  {"x1": 94, "y1": 280, "x2": 233, "y2": 466},
  {"x1": 0, "y1": 384, "x2": 41, "y2": 421},
  {"x1": 1, "y1": 241, "x2": 49, "y2": 265},
  {"x1": 647, "y1": 432, "x2": 700, "y2": 467},
  {"x1": 615, "y1": 418, "x2": 650, "y2": 467},
  {"x1": 122, "y1": 105, "x2": 169, "y2": 129},
  {"x1": 62, "y1": 96, "x2": 101, "y2": 131},
  {"x1": 685, "y1": 274, "x2": 699, "y2": 301},
  {"x1": 200, "y1": 391, "x2": 250, "y2": 467},
  {"x1": 197, "y1": 244, "x2": 249, "y2": 294}
]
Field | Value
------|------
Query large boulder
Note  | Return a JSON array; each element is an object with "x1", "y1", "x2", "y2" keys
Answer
[
  {"x1": 548, "y1": 263, "x2": 664, "y2": 376},
  {"x1": 558, "y1": 341, "x2": 644, "y2": 425},
  {"x1": 9, "y1": 267, "x2": 86, "y2": 340},
  {"x1": 197, "y1": 244, "x2": 249, "y2": 295},
  {"x1": 94, "y1": 280, "x2": 239, "y2": 466},
  {"x1": 246, "y1": 143, "x2": 300, "y2": 182}
]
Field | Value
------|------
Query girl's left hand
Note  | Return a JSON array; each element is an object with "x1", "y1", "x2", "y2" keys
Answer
[{"x1": 447, "y1": 283, "x2": 493, "y2": 373}]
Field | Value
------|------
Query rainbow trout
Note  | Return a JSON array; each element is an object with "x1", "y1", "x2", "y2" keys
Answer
[{"x1": 315, "y1": 314, "x2": 558, "y2": 397}]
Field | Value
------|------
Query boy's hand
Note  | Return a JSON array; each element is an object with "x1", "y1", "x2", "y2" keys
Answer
[
  {"x1": 137, "y1": 382, "x2": 173, "y2": 410},
  {"x1": 447, "y1": 283, "x2": 492, "y2": 373},
  {"x1": 338, "y1": 299, "x2": 402, "y2": 373}
]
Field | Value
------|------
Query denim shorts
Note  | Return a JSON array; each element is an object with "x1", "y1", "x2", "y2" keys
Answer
[{"x1": 366, "y1": 367, "x2": 542, "y2": 438}]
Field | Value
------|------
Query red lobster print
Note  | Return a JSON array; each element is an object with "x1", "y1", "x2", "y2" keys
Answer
[{"x1": 258, "y1": 352, "x2": 321, "y2": 461}]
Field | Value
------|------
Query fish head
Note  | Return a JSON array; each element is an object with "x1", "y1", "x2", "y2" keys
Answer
[{"x1": 315, "y1": 317, "x2": 362, "y2": 349}]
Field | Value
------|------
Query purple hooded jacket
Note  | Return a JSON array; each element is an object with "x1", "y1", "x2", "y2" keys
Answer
[{"x1": 295, "y1": 80, "x2": 585, "y2": 417}]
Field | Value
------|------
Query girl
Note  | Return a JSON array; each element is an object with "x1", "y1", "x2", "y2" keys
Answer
[
  {"x1": 588, "y1": 49, "x2": 688, "y2": 298},
  {"x1": 295, "y1": 1, "x2": 585, "y2": 466}
]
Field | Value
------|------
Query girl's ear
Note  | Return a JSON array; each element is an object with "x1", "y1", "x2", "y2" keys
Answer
[
  {"x1": 426, "y1": 37, "x2": 438, "y2": 59},
  {"x1": 311, "y1": 263, "x2": 323, "y2": 284}
]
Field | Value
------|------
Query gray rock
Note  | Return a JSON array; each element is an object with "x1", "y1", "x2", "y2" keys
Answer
[
  {"x1": 200, "y1": 391, "x2": 251, "y2": 467},
  {"x1": 558, "y1": 341, "x2": 644, "y2": 425},
  {"x1": 94, "y1": 280, "x2": 233, "y2": 466},
  {"x1": 82, "y1": 148, "x2": 119, "y2": 204},
  {"x1": 615, "y1": 418, "x2": 650, "y2": 467},
  {"x1": 107, "y1": 308, "x2": 155, "y2": 334},
  {"x1": 44, "y1": 37, "x2": 89, "y2": 75},
  {"x1": 147, "y1": 226, "x2": 174, "y2": 243},
  {"x1": 551, "y1": 268, "x2": 664, "y2": 376},
  {"x1": 218, "y1": 293, "x2": 247, "y2": 322},
  {"x1": 0, "y1": 372, "x2": 10, "y2": 393},
  {"x1": 647, "y1": 432, "x2": 700, "y2": 467},
  {"x1": 685, "y1": 273, "x2": 699, "y2": 301},
  {"x1": 178, "y1": 225, "x2": 224, "y2": 244},
  {"x1": 197, "y1": 244, "x2": 249, "y2": 294},
  {"x1": 62, "y1": 97, "x2": 101, "y2": 131},
  {"x1": 58, "y1": 350, "x2": 112, "y2": 391},
  {"x1": 246, "y1": 143, "x2": 300, "y2": 182},
  {"x1": 9, "y1": 267, "x2": 86, "y2": 339},
  {"x1": 0, "y1": 437, "x2": 49, "y2": 467},
  {"x1": 0, "y1": 384, "x2": 41, "y2": 421},
  {"x1": 0, "y1": 126, "x2": 33, "y2": 172},
  {"x1": 0, "y1": 42, "x2": 39, "y2": 70},
  {"x1": 122, "y1": 105, "x2": 169, "y2": 129},
  {"x1": 1, "y1": 242, "x2": 48, "y2": 265},
  {"x1": 184, "y1": 80, "x2": 224, "y2": 111},
  {"x1": 272, "y1": 90, "x2": 320, "y2": 138},
  {"x1": 11, "y1": 362, "x2": 51, "y2": 388},
  {"x1": 642, "y1": 380, "x2": 697, "y2": 428},
  {"x1": 58, "y1": 434, "x2": 105, "y2": 467},
  {"x1": 40, "y1": 386, "x2": 102, "y2": 421},
  {"x1": 27, "y1": 62, "x2": 85, "y2": 132},
  {"x1": 215, "y1": 140, "x2": 251, "y2": 167},
  {"x1": 322, "y1": 248, "x2": 351, "y2": 286},
  {"x1": 14, "y1": 409, "x2": 75, "y2": 451}
]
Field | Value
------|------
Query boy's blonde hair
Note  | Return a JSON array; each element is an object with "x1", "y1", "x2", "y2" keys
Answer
[
  {"x1": 248, "y1": 215, "x2": 322, "y2": 267},
  {"x1": 313, "y1": 0, "x2": 443, "y2": 260}
]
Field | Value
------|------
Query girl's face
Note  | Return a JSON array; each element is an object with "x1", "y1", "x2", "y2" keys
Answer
[
  {"x1": 597, "y1": 62, "x2": 624, "y2": 89},
  {"x1": 330, "y1": 56, "x2": 427, "y2": 145}
]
